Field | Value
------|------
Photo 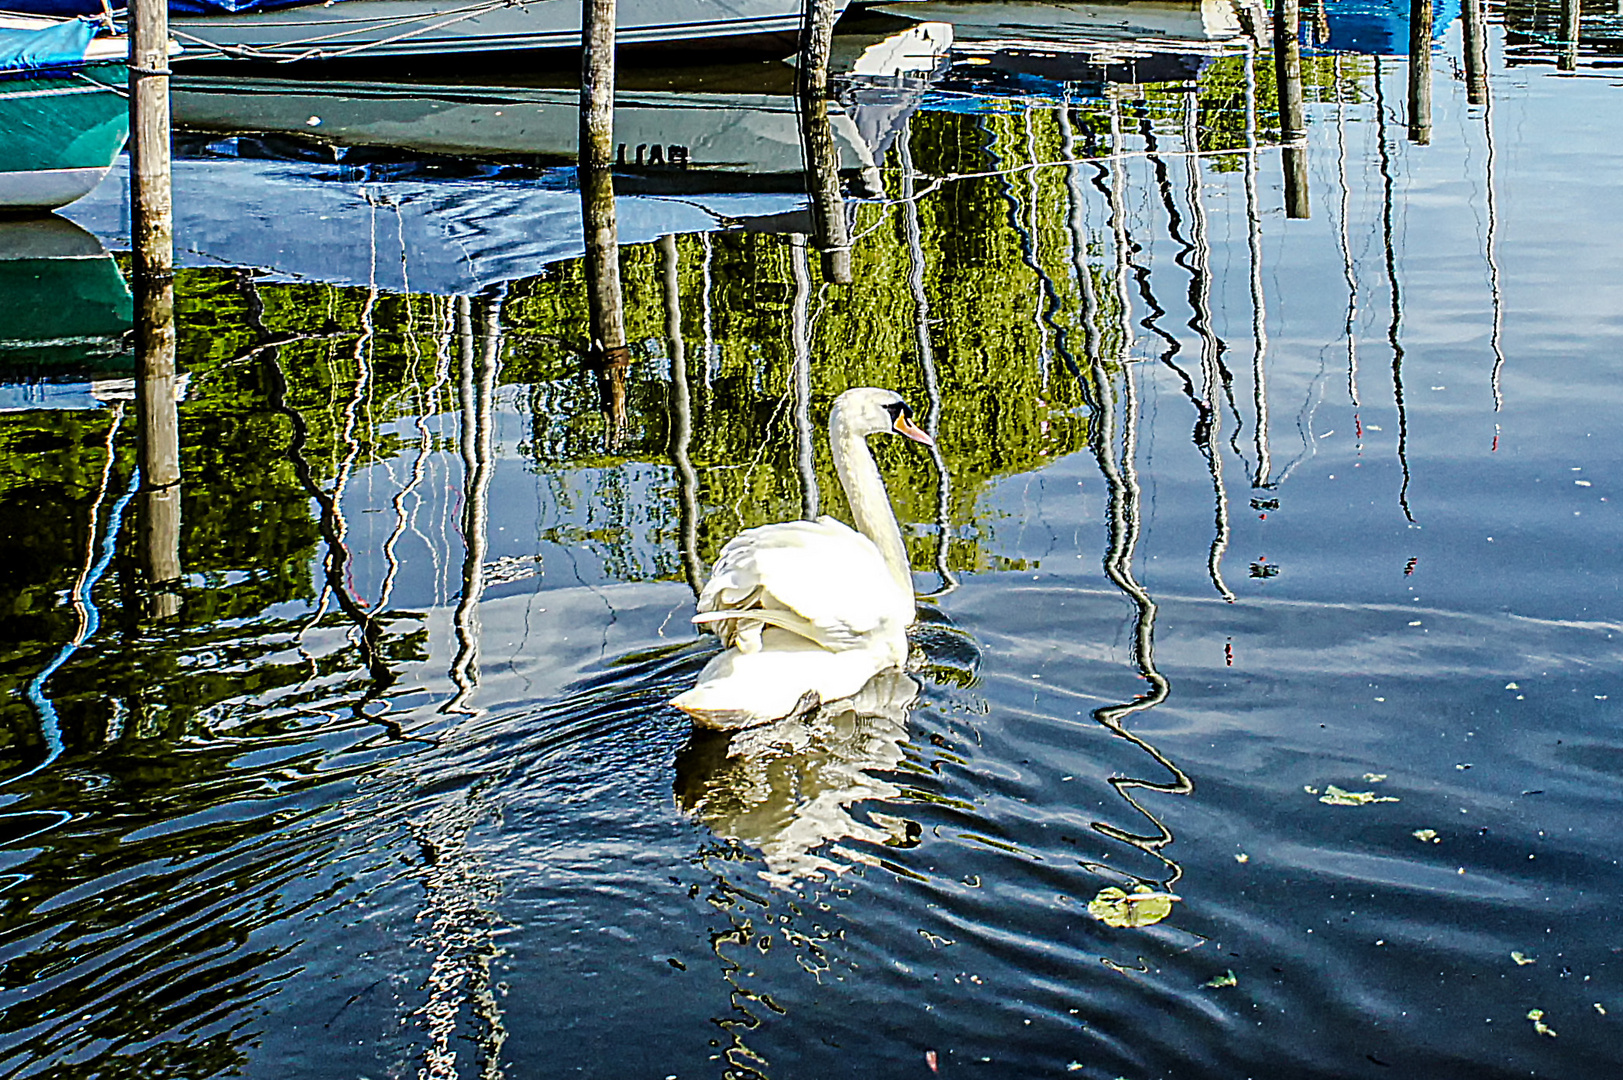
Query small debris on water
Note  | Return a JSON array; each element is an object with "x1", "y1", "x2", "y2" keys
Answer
[
  {"x1": 1413, "y1": 829, "x2": 1440, "y2": 843},
  {"x1": 1319, "y1": 785, "x2": 1399, "y2": 806},
  {"x1": 1512, "y1": 952, "x2": 1537, "y2": 966},
  {"x1": 1203, "y1": 970, "x2": 1238, "y2": 989},
  {"x1": 1527, "y1": 1009, "x2": 1558, "y2": 1037}
]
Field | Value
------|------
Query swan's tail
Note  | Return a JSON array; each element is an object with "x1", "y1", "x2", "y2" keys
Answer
[{"x1": 670, "y1": 631, "x2": 888, "y2": 730}]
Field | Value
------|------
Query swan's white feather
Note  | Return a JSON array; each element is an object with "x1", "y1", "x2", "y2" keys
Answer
[{"x1": 694, "y1": 515, "x2": 912, "y2": 655}]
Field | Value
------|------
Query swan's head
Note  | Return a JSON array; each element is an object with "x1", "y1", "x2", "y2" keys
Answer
[{"x1": 831, "y1": 387, "x2": 935, "y2": 446}]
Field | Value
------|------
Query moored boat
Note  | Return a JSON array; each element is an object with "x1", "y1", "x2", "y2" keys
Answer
[{"x1": 0, "y1": 15, "x2": 130, "y2": 212}]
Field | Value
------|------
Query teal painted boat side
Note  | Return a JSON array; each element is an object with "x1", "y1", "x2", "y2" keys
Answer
[{"x1": 0, "y1": 61, "x2": 128, "y2": 174}]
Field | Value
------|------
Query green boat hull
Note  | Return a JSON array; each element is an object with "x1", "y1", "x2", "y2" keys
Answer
[{"x1": 0, "y1": 61, "x2": 129, "y2": 211}]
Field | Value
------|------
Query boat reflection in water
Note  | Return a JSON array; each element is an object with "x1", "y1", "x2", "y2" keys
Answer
[
  {"x1": 62, "y1": 21, "x2": 950, "y2": 294},
  {"x1": 0, "y1": 216, "x2": 133, "y2": 409}
]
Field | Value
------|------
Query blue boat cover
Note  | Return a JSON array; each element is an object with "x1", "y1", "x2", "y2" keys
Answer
[
  {"x1": 0, "y1": 17, "x2": 98, "y2": 74},
  {"x1": 2, "y1": 0, "x2": 329, "y2": 16}
]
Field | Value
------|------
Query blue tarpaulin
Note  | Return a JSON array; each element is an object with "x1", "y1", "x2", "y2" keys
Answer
[
  {"x1": 0, "y1": 17, "x2": 98, "y2": 74},
  {"x1": 1, "y1": 0, "x2": 329, "y2": 16}
]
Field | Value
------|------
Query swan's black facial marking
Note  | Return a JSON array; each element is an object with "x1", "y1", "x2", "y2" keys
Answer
[{"x1": 885, "y1": 398, "x2": 935, "y2": 446}]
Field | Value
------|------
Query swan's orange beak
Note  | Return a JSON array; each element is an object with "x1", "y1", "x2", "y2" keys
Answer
[{"x1": 894, "y1": 414, "x2": 935, "y2": 446}]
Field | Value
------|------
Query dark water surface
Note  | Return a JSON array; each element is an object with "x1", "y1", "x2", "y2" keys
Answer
[{"x1": 4, "y1": 4, "x2": 1623, "y2": 1078}]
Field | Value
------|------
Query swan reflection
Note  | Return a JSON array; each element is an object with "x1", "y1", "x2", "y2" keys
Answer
[{"x1": 674, "y1": 669, "x2": 922, "y2": 887}]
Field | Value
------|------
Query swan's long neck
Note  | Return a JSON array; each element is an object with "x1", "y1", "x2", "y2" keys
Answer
[{"x1": 830, "y1": 412, "x2": 913, "y2": 596}]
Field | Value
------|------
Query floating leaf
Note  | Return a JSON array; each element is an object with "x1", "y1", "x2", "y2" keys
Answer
[
  {"x1": 1413, "y1": 829, "x2": 1440, "y2": 843},
  {"x1": 1235, "y1": 852, "x2": 1250, "y2": 863},
  {"x1": 1364, "y1": 773, "x2": 1388, "y2": 783},
  {"x1": 1595, "y1": 1003, "x2": 1608, "y2": 1016},
  {"x1": 1303, "y1": 785, "x2": 1321, "y2": 795},
  {"x1": 1320, "y1": 785, "x2": 1400, "y2": 806},
  {"x1": 1527, "y1": 1009, "x2": 1558, "y2": 1037},
  {"x1": 1512, "y1": 951, "x2": 1537, "y2": 966},
  {"x1": 1204, "y1": 970, "x2": 1238, "y2": 989},
  {"x1": 1088, "y1": 885, "x2": 1179, "y2": 928}
]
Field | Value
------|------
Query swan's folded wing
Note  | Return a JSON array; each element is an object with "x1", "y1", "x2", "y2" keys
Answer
[{"x1": 695, "y1": 518, "x2": 909, "y2": 650}]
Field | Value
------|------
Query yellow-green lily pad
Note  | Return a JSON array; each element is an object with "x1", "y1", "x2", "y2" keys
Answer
[{"x1": 1088, "y1": 885, "x2": 1179, "y2": 928}]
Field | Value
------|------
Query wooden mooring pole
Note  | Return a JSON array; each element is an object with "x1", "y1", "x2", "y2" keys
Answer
[
  {"x1": 1272, "y1": 0, "x2": 1310, "y2": 219},
  {"x1": 130, "y1": 0, "x2": 180, "y2": 619},
  {"x1": 1408, "y1": 0, "x2": 1433, "y2": 144},
  {"x1": 581, "y1": 0, "x2": 630, "y2": 444}
]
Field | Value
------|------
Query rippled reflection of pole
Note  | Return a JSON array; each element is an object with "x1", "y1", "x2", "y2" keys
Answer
[
  {"x1": 135, "y1": 243, "x2": 181, "y2": 622},
  {"x1": 1107, "y1": 93, "x2": 1135, "y2": 364},
  {"x1": 799, "y1": 94, "x2": 852, "y2": 284},
  {"x1": 1483, "y1": 41, "x2": 1506, "y2": 445},
  {"x1": 1334, "y1": 53, "x2": 1363, "y2": 450},
  {"x1": 663, "y1": 234, "x2": 704, "y2": 597},
  {"x1": 1558, "y1": 0, "x2": 1581, "y2": 71},
  {"x1": 1086, "y1": 334, "x2": 1187, "y2": 886},
  {"x1": 1462, "y1": 0, "x2": 1489, "y2": 104},
  {"x1": 1183, "y1": 90, "x2": 1236, "y2": 602},
  {"x1": 580, "y1": 0, "x2": 630, "y2": 449},
  {"x1": 1274, "y1": 0, "x2": 1311, "y2": 219},
  {"x1": 446, "y1": 292, "x2": 503, "y2": 713},
  {"x1": 789, "y1": 235, "x2": 820, "y2": 520},
  {"x1": 1244, "y1": 42, "x2": 1273, "y2": 488},
  {"x1": 1408, "y1": 0, "x2": 1434, "y2": 144},
  {"x1": 1376, "y1": 62, "x2": 1417, "y2": 524},
  {"x1": 901, "y1": 124, "x2": 956, "y2": 594}
]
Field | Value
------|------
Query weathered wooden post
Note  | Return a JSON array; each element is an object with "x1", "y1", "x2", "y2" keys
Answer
[
  {"x1": 580, "y1": 0, "x2": 630, "y2": 445},
  {"x1": 1408, "y1": 0, "x2": 1433, "y2": 144},
  {"x1": 1273, "y1": 0, "x2": 1310, "y2": 219},
  {"x1": 1558, "y1": 0, "x2": 1581, "y2": 71},
  {"x1": 800, "y1": 95, "x2": 852, "y2": 284},
  {"x1": 1462, "y1": 0, "x2": 1489, "y2": 105},
  {"x1": 130, "y1": 0, "x2": 180, "y2": 619}
]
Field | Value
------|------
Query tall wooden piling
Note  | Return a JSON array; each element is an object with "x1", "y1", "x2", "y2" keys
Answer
[
  {"x1": 130, "y1": 0, "x2": 180, "y2": 619},
  {"x1": 1558, "y1": 0, "x2": 1581, "y2": 71},
  {"x1": 1273, "y1": 0, "x2": 1310, "y2": 219},
  {"x1": 1408, "y1": 0, "x2": 1433, "y2": 144},
  {"x1": 1462, "y1": 0, "x2": 1489, "y2": 105}
]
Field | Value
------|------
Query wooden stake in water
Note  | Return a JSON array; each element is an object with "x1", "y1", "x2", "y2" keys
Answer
[
  {"x1": 130, "y1": 0, "x2": 180, "y2": 619},
  {"x1": 1462, "y1": 0, "x2": 1489, "y2": 105},
  {"x1": 1408, "y1": 0, "x2": 1433, "y2": 144},
  {"x1": 1272, "y1": 0, "x2": 1310, "y2": 219}
]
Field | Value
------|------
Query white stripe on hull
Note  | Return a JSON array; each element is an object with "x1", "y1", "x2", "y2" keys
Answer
[{"x1": 0, "y1": 165, "x2": 115, "y2": 211}]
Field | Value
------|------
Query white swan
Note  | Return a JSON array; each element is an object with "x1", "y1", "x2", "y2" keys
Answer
[{"x1": 670, "y1": 387, "x2": 934, "y2": 729}]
